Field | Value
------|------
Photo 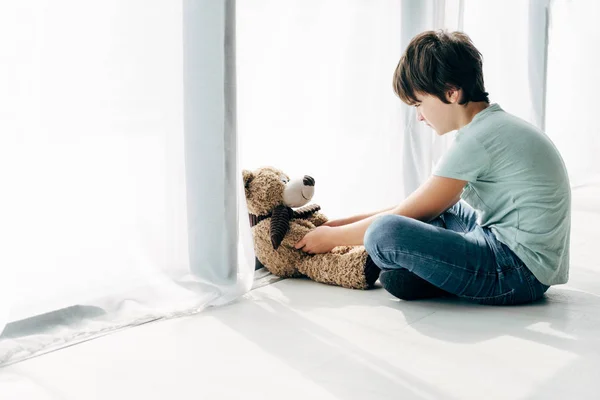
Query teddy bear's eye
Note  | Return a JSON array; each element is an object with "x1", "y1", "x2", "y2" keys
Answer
[{"x1": 280, "y1": 175, "x2": 289, "y2": 184}]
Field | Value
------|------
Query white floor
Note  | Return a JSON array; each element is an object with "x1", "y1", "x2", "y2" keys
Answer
[{"x1": 1, "y1": 187, "x2": 599, "y2": 400}]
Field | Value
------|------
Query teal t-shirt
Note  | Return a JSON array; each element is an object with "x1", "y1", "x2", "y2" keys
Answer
[{"x1": 433, "y1": 103, "x2": 571, "y2": 285}]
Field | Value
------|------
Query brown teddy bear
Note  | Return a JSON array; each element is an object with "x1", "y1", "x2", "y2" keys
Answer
[{"x1": 243, "y1": 166, "x2": 380, "y2": 290}]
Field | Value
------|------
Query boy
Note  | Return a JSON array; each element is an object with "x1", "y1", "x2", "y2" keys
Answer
[{"x1": 295, "y1": 30, "x2": 571, "y2": 305}]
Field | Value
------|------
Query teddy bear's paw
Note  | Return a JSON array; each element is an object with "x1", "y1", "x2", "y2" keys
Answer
[
  {"x1": 364, "y1": 255, "x2": 381, "y2": 288},
  {"x1": 330, "y1": 246, "x2": 353, "y2": 255}
]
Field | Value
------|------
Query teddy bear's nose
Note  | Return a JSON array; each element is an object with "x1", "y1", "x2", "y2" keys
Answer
[{"x1": 303, "y1": 175, "x2": 315, "y2": 187}]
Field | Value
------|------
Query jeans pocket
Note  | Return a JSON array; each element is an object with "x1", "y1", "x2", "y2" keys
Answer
[{"x1": 461, "y1": 289, "x2": 516, "y2": 306}]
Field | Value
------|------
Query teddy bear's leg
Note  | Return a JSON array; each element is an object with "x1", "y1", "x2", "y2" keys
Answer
[{"x1": 296, "y1": 248, "x2": 380, "y2": 290}]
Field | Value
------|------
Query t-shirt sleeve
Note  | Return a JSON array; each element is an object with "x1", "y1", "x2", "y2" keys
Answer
[{"x1": 433, "y1": 134, "x2": 490, "y2": 182}]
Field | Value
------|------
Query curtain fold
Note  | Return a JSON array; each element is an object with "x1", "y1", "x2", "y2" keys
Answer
[
  {"x1": 183, "y1": 0, "x2": 254, "y2": 304},
  {"x1": 461, "y1": 0, "x2": 549, "y2": 128},
  {"x1": 400, "y1": 0, "x2": 462, "y2": 195}
]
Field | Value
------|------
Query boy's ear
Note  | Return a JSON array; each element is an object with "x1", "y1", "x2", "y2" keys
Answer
[
  {"x1": 447, "y1": 87, "x2": 461, "y2": 103},
  {"x1": 242, "y1": 170, "x2": 254, "y2": 189}
]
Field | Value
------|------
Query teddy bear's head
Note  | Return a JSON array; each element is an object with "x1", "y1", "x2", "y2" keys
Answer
[{"x1": 243, "y1": 166, "x2": 315, "y2": 216}]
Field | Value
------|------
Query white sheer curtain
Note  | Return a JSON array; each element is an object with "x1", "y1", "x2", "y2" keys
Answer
[
  {"x1": 545, "y1": 0, "x2": 600, "y2": 187},
  {"x1": 462, "y1": 0, "x2": 548, "y2": 128},
  {"x1": 0, "y1": 0, "x2": 253, "y2": 366},
  {"x1": 237, "y1": 0, "x2": 462, "y2": 219},
  {"x1": 462, "y1": 0, "x2": 600, "y2": 187},
  {"x1": 399, "y1": 0, "x2": 464, "y2": 194},
  {"x1": 237, "y1": 0, "x2": 405, "y2": 218}
]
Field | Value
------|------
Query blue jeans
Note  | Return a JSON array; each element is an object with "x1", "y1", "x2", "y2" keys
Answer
[{"x1": 364, "y1": 201, "x2": 550, "y2": 305}]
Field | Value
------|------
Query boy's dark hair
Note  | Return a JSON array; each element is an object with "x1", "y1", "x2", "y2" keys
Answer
[{"x1": 393, "y1": 30, "x2": 489, "y2": 105}]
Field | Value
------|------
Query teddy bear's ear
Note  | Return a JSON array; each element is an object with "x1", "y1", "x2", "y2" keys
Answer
[{"x1": 242, "y1": 170, "x2": 254, "y2": 189}]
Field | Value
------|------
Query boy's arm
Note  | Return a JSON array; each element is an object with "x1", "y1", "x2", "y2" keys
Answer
[
  {"x1": 323, "y1": 205, "x2": 397, "y2": 227},
  {"x1": 332, "y1": 175, "x2": 466, "y2": 246},
  {"x1": 294, "y1": 175, "x2": 466, "y2": 254},
  {"x1": 306, "y1": 176, "x2": 467, "y2": 251}
]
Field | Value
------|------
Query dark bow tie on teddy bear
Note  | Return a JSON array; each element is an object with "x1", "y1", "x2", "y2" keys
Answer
[{"x1": 249, "y1": 203, "x2": 322, "y2": 250}]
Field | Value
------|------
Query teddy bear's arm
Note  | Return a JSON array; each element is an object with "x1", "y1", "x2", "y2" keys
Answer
[
  {"x1": 280, "y1": 220, "x2": 313, "y2": 248},
  {"x1": 252, "y1": 222, "x2": 303, "y2": 278},
  {"x1": 306, "y1": 212, "x2": 328, "y2": 227}
]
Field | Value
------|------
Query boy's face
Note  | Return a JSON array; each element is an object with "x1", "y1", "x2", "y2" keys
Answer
[{"x1": 414, "y1": 90, "x2": 459, "y2": 135}]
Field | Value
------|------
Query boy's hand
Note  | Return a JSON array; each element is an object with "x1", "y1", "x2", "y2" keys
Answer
[{"x1": 295, "y1": 226, "x2": 337, "y2": 254}]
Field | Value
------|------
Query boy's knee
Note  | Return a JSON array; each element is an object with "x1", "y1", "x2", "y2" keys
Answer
[
  {"x1": 364, "y1": 215, "x2": 393, "y2": 255},
  {"x1": 364, "y1": 214, "x2": 410, "y2": 256}
]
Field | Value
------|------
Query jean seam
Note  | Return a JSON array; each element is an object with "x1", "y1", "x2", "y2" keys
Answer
[
  {"x1": 461, "y1": 288, "x2": 515, "y2": 304},
  {"x1": 378, "y1": 248, "x2": 497, "y2": 277},
  {"x1": 373, "y1": 257, "x2": 406, "y2": 271}
]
